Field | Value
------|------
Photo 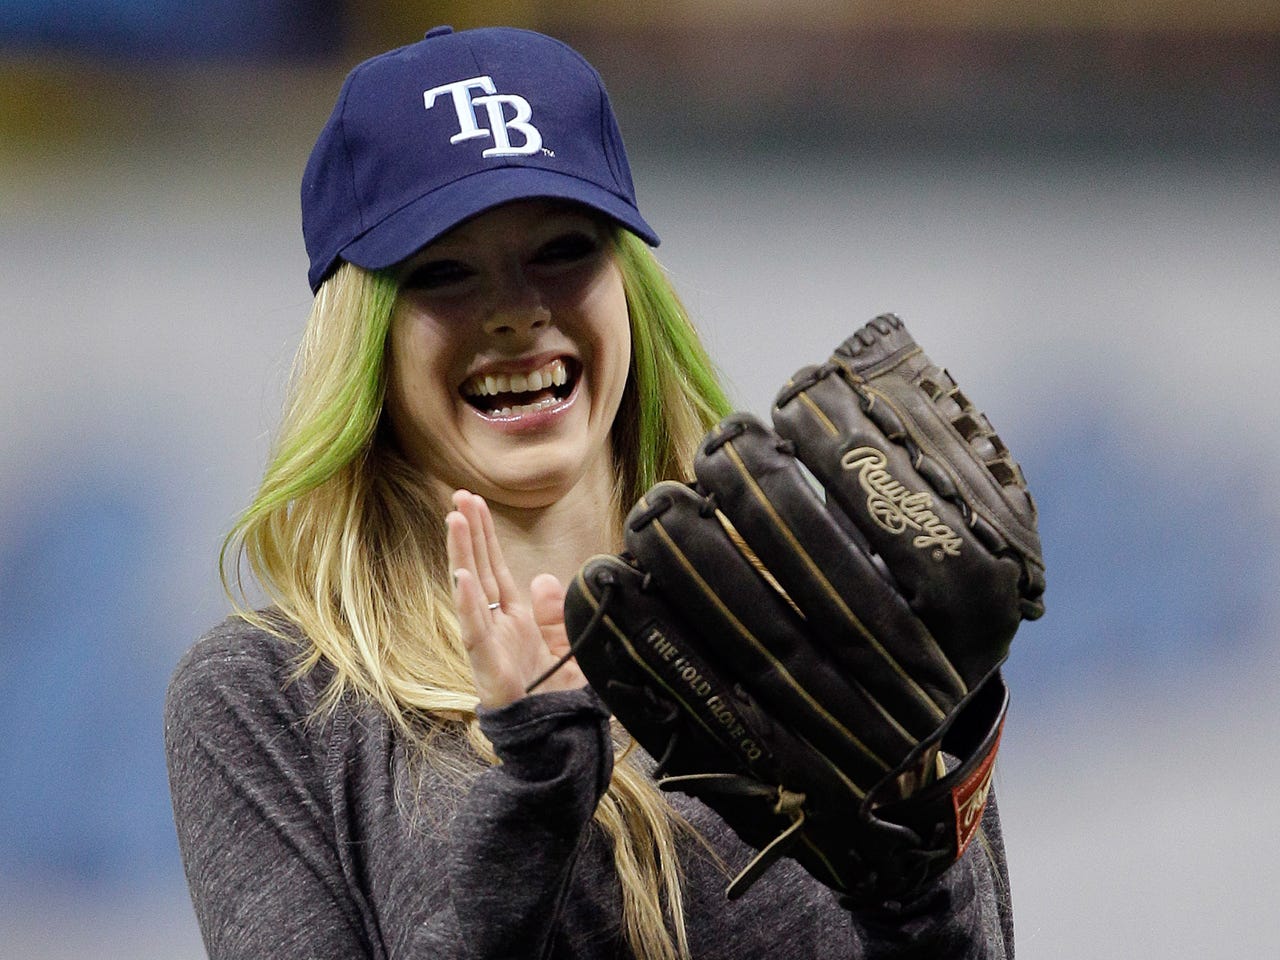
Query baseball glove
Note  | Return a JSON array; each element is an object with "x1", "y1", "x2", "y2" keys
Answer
[{"x1": 561, "y1": 314, "x2": 1044, "y2": 904}]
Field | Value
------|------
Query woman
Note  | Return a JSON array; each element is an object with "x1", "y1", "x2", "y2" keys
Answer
[{"x1": 165, "y1": 25, "x2": 1014, "y2": 959}]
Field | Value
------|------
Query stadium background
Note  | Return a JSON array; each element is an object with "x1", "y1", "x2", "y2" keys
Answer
[{"x1": 2, "y1": 2, "x2": 1277, "y2": 956}]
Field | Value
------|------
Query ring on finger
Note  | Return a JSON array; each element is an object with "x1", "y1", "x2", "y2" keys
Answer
[{"x1": 487, "y1": 600, "x2": 502, "y2": 611}]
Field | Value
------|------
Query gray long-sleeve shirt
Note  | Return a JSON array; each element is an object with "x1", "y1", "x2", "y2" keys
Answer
[{"x1": 164, "y1": 617, "x2": 1014, "y2": 959}]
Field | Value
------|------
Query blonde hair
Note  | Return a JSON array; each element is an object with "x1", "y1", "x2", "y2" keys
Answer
[{"x1": 223, "y1": 228, "x2": 731, "y2": 960}]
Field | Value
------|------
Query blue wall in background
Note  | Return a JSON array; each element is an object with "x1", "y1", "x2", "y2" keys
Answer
[{"x1": 0, "y1": 0, "x2": 342, "y2": 59}]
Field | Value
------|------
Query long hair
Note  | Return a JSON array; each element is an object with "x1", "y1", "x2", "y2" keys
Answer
[{"x1": 222, "y1": 227, "x2": 731, "y2": 960}]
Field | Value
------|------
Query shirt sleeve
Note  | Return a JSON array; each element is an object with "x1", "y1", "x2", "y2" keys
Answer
[
  {"x1": 164, "y1": 631, "x2": 378, "y2": 959},
  {"x1": 164, "y1": 623, "x2": 617, "y2": 960},
  {"x1": 441, "y1": 688, "x2": 615, "y2": 957}
]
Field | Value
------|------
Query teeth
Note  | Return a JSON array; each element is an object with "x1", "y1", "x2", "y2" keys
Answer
[
  {"x1": 490, "y1": 396, "x2": 560, "y2": 418},
  {"x1": 464, "y1": 358, "x2": 567, "y2": 398}
]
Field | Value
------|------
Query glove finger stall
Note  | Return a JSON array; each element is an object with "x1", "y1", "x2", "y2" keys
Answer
[
  {"x1": 622, "y1": 482, "x2": 911, "y2": 792},
  {"x1": 565, "y1": 555, "x2": 861, "y2": 891},
  {"x1": 834, "y1": 315, "x2": 1042, "y2": 585},
  {"x1": 692, "y1": 412, "x2": 965, "y2": 728},
  {"x1": 773, "y1": 359, "x2": 1023, "y2": 685}
]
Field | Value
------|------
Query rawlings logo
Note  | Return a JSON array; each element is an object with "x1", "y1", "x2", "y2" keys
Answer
[{"x1": 840, "y1": 446, "x2": 962, "y2": 559}]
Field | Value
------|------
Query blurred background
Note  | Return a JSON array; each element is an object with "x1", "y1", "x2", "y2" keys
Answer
[{"x1": 2, "y1": 2, "x2": 1277, "y2": 957}]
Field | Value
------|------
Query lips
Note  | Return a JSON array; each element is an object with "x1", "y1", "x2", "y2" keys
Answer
[{"x1": 461, "y1": 357, "x2": 577, "y2": 417}]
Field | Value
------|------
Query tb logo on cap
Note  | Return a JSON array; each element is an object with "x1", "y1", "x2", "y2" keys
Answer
[{"x1": 423, "y1": 76, "x2": 543, "y2": 157}]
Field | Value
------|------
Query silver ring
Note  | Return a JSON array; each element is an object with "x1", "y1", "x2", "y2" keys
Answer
[{"x1": 487, "y1": 601, "x2": 502, "y2": 611}]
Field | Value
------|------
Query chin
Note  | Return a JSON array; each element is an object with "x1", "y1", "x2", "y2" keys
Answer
[
  {"x1": 476, "y1": 445, "x2": 608, "y2": 510},
  {"x1": 476, "y1": 484, "x2": 570, "y2": 512},
  {"x1": 488, "y1": 469, "x2": 579, "y2": 503}
]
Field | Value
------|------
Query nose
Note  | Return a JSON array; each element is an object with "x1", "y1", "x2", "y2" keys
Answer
[{"x1": 481, "y1": 267, "x2": 550, "y2": 338}]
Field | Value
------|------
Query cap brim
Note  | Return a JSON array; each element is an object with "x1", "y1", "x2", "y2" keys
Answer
[{"x1": 337, "y1": 167, "x2": 659, "y2": 276}]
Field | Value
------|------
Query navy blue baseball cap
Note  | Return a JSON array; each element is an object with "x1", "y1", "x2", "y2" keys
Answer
[{"x1": 301, "y1": 25, "x2": 660, "y2": 293}]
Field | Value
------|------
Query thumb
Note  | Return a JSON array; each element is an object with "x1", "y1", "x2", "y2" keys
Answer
[{"x1": 530, "y1": 573, "x2": 570, "y2": 657}]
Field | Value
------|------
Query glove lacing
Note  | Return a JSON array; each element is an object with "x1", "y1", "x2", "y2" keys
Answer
[{"x1": 658, "y1": 771, "x2": 809, "y2": 899}]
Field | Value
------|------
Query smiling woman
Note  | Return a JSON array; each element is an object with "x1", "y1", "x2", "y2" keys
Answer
[
  {"x1": 384, "y1": 201, "x2": 633, "y2": 513},
  {"x1": 163, "y1": 24, "x2": 1014, "y2": 960}
]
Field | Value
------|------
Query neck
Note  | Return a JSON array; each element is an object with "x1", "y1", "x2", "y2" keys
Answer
[{"x1": 484, "y1": 468, "x2": 621, "y2": 601}]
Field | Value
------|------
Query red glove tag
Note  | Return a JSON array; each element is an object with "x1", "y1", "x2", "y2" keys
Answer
[{"x1": 951, "y1": 716, "x2": 1003, "y2": 856}]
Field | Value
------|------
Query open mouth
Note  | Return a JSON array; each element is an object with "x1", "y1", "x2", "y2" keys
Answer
[{"x1": 460, "y1": 357, "x2": 578, "y2": 418}]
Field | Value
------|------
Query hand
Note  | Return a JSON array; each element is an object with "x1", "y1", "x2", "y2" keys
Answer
[
  {"x1": 445, "y1": 490, "x2": 588, "y2": 709},
  {"x1": 560, "y1": 315, "x2": 1043, "y2": 903}
]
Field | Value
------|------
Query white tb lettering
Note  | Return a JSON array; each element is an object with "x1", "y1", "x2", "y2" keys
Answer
[
  {"x1": 422, "y1": 75, "x2": 542, "y2": 157},
  {"x1": 473, "y1": 94, "x2": 542, "y2": 156},
  {"x1": 423, "y1": 76, "x2": 497, "y2": 143}
]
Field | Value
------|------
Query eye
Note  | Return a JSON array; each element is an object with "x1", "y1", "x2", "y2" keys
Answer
[
  {"x1": 531, "y1": 231, "x2": 602, "y2": 267},
  {"x1": 399, "y1": 259, "x2": 474, "y2": 291}
]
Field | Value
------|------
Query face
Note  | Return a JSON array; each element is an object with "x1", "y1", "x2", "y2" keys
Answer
[{"x1": 384, "y1": 200, "x2": 632, "y2": 510}]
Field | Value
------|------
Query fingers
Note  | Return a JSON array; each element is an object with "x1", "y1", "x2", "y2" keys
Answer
[
  {"x1": 446, "y1": 491, "x2": 586, "y2": 704},
  {"x1": 444, "y1": 512, "x2": 488, "y2": 651},
  {"x1": 446, "y1": 511, "x2": 516, "y2": 706},
  {"x1": 474, "y1": 491, "x2": 521, "y2": 605},
  {"x1": 450, "y1": 490, "x2": 520, "y2": 609},
  {"x1": 450, "y1": 490, "x2": 499, "y2": 605}
]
